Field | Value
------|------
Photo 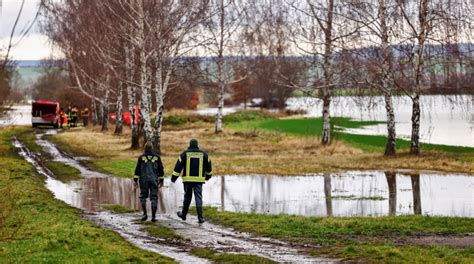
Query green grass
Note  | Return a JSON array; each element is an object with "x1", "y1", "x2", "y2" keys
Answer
[
  {"x1": 92, "y1": 159, "x2": 136, "y2": 178},
  {"x1": 190, "y1": 249, "x2": 276, "y2": 264},
  {"x1": 101, "y1": 204, "x2": 137, "y2": 214},
  {"x1": 229, "y1": 117, "x2": 474, "y2": 153},
  {"x1": 46, "y1": 134, "x2": 92, "y2": 157},
  {"x1": 0, "y1": 127, "x2": 174, "y2": 263},
  {"x1": 201, "y1": 207, "x2": 474, "y2": 262},
  {"x1": 141, "y1": 222, "x2": 183, "y2": 241},
  {"x1": 44, "y1": 161, "x2": 82, "y2": 183},
  {"x1": 16, "y1": 130, "x2": 44, "y2": 155}
]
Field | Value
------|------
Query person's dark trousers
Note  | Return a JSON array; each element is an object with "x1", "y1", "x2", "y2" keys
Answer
[
  {"x1": 139, "y1": 179, "x2": 158, "y2": 219},
  {"x1": 181, "y1": 182, "x2": 203, "y2": 221}
]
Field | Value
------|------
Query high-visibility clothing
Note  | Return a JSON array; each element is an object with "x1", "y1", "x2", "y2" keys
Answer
[
  {"x1": 134, "y1": 150, "x2": 165, "y2": 183},
  {"x1": 172, "y1": 148, "x2": 212, "y2": 183}
]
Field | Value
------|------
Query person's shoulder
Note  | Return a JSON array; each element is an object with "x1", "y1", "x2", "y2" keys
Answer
[{"x1": 200, "y1": 150, "x2": 209, "y2": 157}]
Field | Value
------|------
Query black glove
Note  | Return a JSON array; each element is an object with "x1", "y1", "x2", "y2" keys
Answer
[
  {"x1": 205, "y1": 176, "x2": 211, "y2": 181},
  {"x1": 158, "y1": 178, "x2": 164, "y2": 187},
  {"x1": 171, "y1": 176, "x2": 178, "y2": 183}
]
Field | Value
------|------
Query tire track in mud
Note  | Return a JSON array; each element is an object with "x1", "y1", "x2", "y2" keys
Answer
[{"x1": 12, "y1": 131, "x2": 337, "y2": 263}]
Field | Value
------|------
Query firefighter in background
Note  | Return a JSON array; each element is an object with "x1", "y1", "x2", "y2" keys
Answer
[
  {"x1": 171, "y1": 139, "x2": 212, "y2": 224},
  {"x1": 58, "y1": 108, "x2": 66, "y2": 128},
  {"x1": 134, "y1": 142, "x2": 164, "y2": 222},
  {"x1": 82, "y1": 107, "x2": 90, "y2": 127},
  {"x1": 70, "y1": 105, "x2": 79, "y2": 127},
  {"x1": 66, "y1": 106, "x2": 71, "y2": 118}
]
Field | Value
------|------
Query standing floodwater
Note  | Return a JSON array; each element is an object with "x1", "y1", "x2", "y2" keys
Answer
[
  {"x1": 12, "y1": 132, "x2": 333, "y2": 263},
  {"x1": 14, "y1": 132, "x2": 474, "y2": 218}
]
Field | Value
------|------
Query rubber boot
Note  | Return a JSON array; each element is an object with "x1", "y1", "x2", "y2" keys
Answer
[
  {"x1": 151, "y1": 202, "x2": 157, "y2": 223},
  {"x1": 196, "y1": 206, "x2": 205, "y2": 224},
  {"x1": 141, "y1": 202, "x2": 147, "y2": 221}
]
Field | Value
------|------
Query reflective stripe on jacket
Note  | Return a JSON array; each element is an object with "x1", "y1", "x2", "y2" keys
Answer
[
  {"x1": 172, "y1": 148, "x2": 212, "y2": 183},
  {"x1": 134, "y1": 151, "x2": 164, "y2": 181}
]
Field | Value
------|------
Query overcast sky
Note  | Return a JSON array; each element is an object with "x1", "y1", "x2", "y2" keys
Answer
[{"x1": 1, "y1": 0, "x2": 57, "y2": 60}]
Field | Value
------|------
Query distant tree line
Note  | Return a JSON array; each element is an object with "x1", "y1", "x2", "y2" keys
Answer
[{"x1": 40, "y1": 0, "x2": 473, "y2": 156}]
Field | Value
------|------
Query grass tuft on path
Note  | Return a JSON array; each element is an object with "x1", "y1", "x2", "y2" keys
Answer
[
  {"x1": 141, "y1": 222, "x2": 183, "y2": 241},
  {"x1": 191, "y1": 249, "x2": 276, "y2": 264},
  {"x1": 44, "y1": 161, "x2": 82, "y2": 183},
  {"x1": 101, "y1": 204, "x2": 138, "y2": 214}
]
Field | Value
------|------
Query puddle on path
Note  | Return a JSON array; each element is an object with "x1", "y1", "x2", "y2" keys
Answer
[{"x1": 13, "y1": 132, "x2": 334, "y2": 263}]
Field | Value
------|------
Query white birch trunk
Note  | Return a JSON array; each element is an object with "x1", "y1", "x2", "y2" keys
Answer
[
  {"x1": 91, "y1": 98, "x2": 98, "y2": 124},
  {"x1": 215, "y1": 82, "x2": 225, "y2": 134},
  {"x1": 321, "y1": 0, "x2": 334, "y2": 145},
  {"x1": 215, "y1": 0, "x2": 225, "y2": 134},
  {"x1": 114, "y1": 81, "x2": 123, "y2": 135},
  {"x1": 380, "y1": 0, "x2": 396, "y2": 155},
  {"x1": 410, "y1": 0, "x2": 428, "y2": 155},
  {"x1": 153, "y1": 60, "x2": 164, "y2": 154},
  {"x1": 137, "y1": 2, "x2": 152, "y2": 144},
  {"x1": 101, "y1": 87, "x2": 109, "y2": 132}
]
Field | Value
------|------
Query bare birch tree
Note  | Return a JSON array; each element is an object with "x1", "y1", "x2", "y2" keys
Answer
[
  {"x1": 343, "y1": 0, "x2": 401, "y2": 155},
  {"x1": 289, "y1": 0, "x2": 356, "y2": 145},
  {"x1": 202, "y1": 0, "x2": 247, "y2": 134},
  {"x1": 395, "y1": 0, "x2": 457, "y2": 154}
]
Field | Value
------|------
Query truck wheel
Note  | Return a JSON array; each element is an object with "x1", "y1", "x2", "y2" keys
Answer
[{"x1": 32, "y1": 123, "x2": 37, "y2": 128}]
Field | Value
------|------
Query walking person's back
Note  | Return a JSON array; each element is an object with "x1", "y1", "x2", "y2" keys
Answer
[
  {"x1": 171, "y1": 139, "x2": 212, "y2": 224},
  {"x1": 134, "y1": 142, "x2": 164, "y2": 222}
]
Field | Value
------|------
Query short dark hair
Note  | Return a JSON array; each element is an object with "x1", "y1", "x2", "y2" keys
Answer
[
  {"x1": 144, "y1": 141, "x2": 153, "y2": 152},
  {"x1": 189, "y1": 139, "x2": 198, "y2": 148}
]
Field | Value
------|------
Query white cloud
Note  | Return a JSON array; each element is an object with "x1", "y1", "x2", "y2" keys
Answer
[
  {"x1": 1, "y1": 33, "x2": 62, "y2": 60},
  {"x1": 1, "y1": 0, "x2": 59, "y2": 60}
]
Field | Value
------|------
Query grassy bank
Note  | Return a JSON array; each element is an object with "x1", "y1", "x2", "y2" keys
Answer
[
  {"x1": 49, "y1": 112, "x2": 474, "y2": 175},
  {"x1": 201, "y1": 207, "x2": 474, "y2": 263},
  {"x1": 0, "y1": 127, "x2": 173, "y2": 262},
  {"x1": 229, "y1": 117, "x2": 474, "y2": 153}
]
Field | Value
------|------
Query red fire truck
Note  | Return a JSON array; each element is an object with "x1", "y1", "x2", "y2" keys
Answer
[{"x1": 31, "y1": 101, "x2": 61, "y2": 128}]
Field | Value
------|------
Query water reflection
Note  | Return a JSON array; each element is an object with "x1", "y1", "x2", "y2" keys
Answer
[
  {"x1": 324, "y1": 174, "x2": 333, "y2": 216},
  {"x1": 385, "y1": 171, "x2": 397, "y2": 216},
  {"x1": 410, "y1": 173, "x2": 422, "y2": 215},
  {"x1": 13, "y1": 135, "x2": 474, "y2": 217},
  {"x1": 46, "y1": 171, "x2": 473, "y2": 217}
]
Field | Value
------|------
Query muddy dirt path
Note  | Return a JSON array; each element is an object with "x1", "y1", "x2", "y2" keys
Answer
[{"x1": 12, "y1": 132, "x2": 335, "y2": 263}]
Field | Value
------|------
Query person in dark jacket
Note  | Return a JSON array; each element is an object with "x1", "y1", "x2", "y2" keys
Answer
[
  {"x1": 134, "y1": 142, "x2": 164, "y2": 222},
  {"x1": 171, "y1": 139, "x2": 212, "y2": 224}
]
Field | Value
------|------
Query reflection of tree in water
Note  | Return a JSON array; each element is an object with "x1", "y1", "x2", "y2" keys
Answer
[
  {"x1": 324, "y1": 174, "x2": 332, "y2": 216},
  {"x1": 410, "y1": 173, "x2": 422, "y2": 215},
  {"x1": 220, "y1": 176, "x2": 225, "y2": 211},
  {"x1": 385, "y1": 171, "x2": 397, "y2": 216}
]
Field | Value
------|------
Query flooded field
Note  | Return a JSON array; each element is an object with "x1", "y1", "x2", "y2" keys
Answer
[
  {"x1": 14, "y1": 131, "x2": 474, "y2": 218},
  {"x1": 36, "y1": 171, "x2": 474, "y2": 218},
  {"x1": 0, "y1": 105, "x2": 31, "y2": 126},
  {"x1": 287, "y1": 95, "x2": 474, "y2": 147}
]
